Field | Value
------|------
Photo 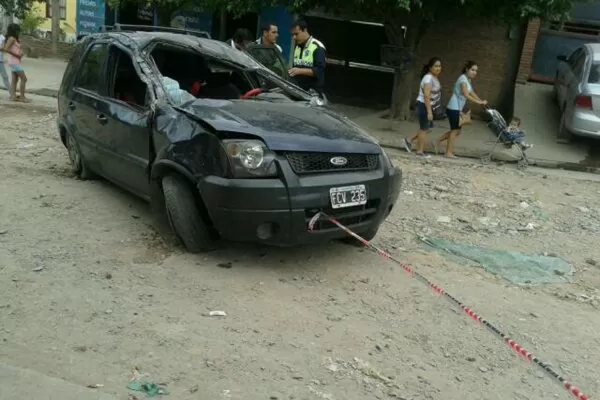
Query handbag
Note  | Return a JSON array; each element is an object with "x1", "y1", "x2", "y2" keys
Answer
[
  {"x1": 432, "y1": 102, "x2": 446, "y2": 120},
  {"x1": 459, "y1": 109, "x2": 472, "y2": 126}
]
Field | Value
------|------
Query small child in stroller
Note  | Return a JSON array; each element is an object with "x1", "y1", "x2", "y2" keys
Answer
[{"x1": 502, "y1": 117, "x2": 533, "y2": 151}]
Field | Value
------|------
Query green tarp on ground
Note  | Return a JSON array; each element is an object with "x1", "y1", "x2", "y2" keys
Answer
[{"x1": 421, "y1": 237, "x2": 573, "y2": 285}]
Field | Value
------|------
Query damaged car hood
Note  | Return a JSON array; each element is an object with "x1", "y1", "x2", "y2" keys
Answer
[{"x1": 182, "y1": 99, "x2": 381, "y2": 153}]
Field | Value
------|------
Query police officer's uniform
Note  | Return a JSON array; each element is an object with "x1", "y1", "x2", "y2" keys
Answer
[{"x1": 291, "y1": 36, "x2": 326, "y2": 94}]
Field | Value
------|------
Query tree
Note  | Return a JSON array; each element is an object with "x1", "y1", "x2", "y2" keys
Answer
[
  {"x1": 112, "y1": 0, "x2": 585, "y2": 118},
  {"x1": 0, "y1": 0, "x2": 39, "y2": 19},
  {"x1": 50, "y1": 0, "x2": 60, "y2": 54}
]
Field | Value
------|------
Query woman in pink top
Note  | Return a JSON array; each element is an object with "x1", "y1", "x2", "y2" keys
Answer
[{"x1": 3, "y1": 24, "x2": 29, "y2": 102}]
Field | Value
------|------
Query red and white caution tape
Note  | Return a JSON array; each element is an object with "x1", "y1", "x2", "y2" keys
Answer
[{"x1": 308, "y1": 212, "x2": 591, "y2": 400}]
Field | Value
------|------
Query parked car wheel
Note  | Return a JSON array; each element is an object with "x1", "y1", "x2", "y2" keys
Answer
[
  {"x1": 66, "y1": 131, "x2": 94, "y2": 180},
  {"x1": 161, "y1": 174, "x2": 216, "y2": 253},
  {"x1": 557, "y1": 112, "x2": 572, "y2": 144},
  {"x1": 341, "y1": 228, "x2": 378, "y2": 247}
]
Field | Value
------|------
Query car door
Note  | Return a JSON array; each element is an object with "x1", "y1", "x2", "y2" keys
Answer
[
  {"x1": 246, "y1": 44, "x2": 290, "y2": 81},
  {"x1": 68, "y1": 42, "x2": 109, "y2": 174},
  {"x1": 94, "y1": 44, "x2": 153, "y2": 199}
]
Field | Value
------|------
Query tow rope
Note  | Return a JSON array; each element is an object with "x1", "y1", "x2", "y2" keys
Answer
[{"x1": 308, "y1": 212, "x2": 591, "y2": 400}]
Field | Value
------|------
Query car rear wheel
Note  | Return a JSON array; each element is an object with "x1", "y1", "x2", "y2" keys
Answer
[
  {"x1": 66, "y1": 131, "x2": 93, "y2": 180},
  {"x1": 162, "y1": 174, "x2": 216, "y2": 253}
]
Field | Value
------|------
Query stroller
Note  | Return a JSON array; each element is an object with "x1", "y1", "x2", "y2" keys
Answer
[{"x1": 480, "y1": 108, "x2": 529, "y2": 170}]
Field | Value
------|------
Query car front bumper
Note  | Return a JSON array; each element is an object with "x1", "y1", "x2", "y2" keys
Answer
[{"x1": 198, "y1": 155, "x2": 402, "y2": 246}]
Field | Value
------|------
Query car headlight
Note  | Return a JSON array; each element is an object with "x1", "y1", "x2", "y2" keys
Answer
[{"x1": 222, "y1": 139, "x2": 278, "y2": 178}]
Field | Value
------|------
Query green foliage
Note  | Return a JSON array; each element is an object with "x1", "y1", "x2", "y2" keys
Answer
[
  {"x1": 0, "y1": 0, "x2": 42, "y2": 18},
  {"x1": 21, "y1": 11, "x2": 46, "y2": 36},
  {"x1": 109, "y1": 0, "x2": 588, "y2": 23}
]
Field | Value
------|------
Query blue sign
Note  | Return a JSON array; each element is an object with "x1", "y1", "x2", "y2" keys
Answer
[{"x1": 76, "y1": 0, "x2": 106, "y2": 35}]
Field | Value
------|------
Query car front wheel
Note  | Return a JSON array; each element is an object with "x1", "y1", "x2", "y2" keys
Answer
[
  {"x1": 66, "y1": 131, "x2": 93, "y2": 180},
  {"x1": 161, "y1": 174, "x2": 216, "y2": 253}
]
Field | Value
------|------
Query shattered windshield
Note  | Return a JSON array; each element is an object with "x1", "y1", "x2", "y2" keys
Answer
[{"x1": 199, "y1": 39, "x2": 263, "y2": 69}]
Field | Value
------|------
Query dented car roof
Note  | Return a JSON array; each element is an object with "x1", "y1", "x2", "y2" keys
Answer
[{"x1": 83, "y1": 31, "x2": 263, "y2": 69}]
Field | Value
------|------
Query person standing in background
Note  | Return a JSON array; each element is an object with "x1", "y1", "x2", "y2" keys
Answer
[
  {"x1": 3, "y1": 23, "x2": 29, "y2": 103},
  {"x1": 434, "y1": 60, "x2": 487, "y2": 158},
  {"x1": 256, "y1": 22, "x2": 282, "y2": 53},
  {"x1": 289, "y1": 19, "x2": 326, "y2": 96},
  {"x1": 228, "y1": 28, "x2": 252, "y2": 51},
  {"x1": 0, "y1": 30, "x2": 10, "y2": 91},
  {"x1": 401, "y1": 57, "x2": 443, "y2": 158}
]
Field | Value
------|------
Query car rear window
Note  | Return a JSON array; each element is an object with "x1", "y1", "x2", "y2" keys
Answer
[{"x1": 588, "y1": 62, "x2": 600, "y2": 83}]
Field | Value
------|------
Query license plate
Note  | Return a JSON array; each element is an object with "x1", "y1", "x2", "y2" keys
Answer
[{"x1": 330, "y1": 185, "x2": 367, "y2": 209}]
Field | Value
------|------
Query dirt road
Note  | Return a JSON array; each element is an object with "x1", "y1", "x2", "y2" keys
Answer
[{"x1": 1, "y1": 103, "x2": 599, "y2": 400}]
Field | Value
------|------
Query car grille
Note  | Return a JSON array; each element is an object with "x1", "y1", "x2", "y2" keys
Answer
[
  {"x1": 284, "y1": 152, "x2": 379, "y2": 174},
  {"x1": 305, "y1": 200, "x2": 380, "y2": 231}
]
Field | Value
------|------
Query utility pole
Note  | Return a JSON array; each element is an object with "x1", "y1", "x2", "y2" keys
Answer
[{"x1": 51, "y1": 0, "x2": 60, "y2": 55}]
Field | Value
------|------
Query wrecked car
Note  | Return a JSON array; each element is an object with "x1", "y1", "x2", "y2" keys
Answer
[{"x1": 57, "y1": 30, "x2": 402, "y2": 252}]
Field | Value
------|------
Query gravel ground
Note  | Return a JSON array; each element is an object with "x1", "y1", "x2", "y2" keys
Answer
[{"x1": 1, "y1": 103, "x2": 599, "y2": 400}]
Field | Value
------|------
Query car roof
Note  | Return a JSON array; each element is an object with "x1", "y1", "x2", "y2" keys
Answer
[
  {"x1": 584, "y1": 43, "x2": 600, "y2": 61},
  {"x1": 86, "y1": 31, "x2": 262, "y2": 68}
]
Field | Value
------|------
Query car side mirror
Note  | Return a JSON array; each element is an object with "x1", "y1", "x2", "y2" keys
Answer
[
  {"x1": 308, "y1": 89, "x2": 328, "y2": 107},
  {"x1": 557, "y1": 55, "x2": 567, "y2": 62}
]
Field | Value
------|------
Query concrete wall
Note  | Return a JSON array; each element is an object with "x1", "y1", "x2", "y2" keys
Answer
[
  {"x1": 21, "y1": 36, "x2": 76, "y2": 59},
  {"x1": 416, "y1": 19, "x2": 513, "y2": 111},
  {"x1": 517, "y1": 18, "x2": 541, "y2": 83}
]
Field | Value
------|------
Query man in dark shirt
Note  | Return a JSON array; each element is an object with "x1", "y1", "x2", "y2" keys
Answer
[{"x1": 289, "y1": 19, "x2": 326, "y2": 95}]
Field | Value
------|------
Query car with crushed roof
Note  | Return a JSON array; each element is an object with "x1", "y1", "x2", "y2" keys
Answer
[{"x1": 57, "y1": 29, "x2": 402, "y2": 252}]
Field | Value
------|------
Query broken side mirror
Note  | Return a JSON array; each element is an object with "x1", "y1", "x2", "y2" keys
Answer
[{"x1": 308, "y1": 89, "x2": 328, "y2": 107}]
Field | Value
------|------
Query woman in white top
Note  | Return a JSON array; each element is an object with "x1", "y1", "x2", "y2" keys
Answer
[
  {"x1": 434, "y1": 60, "x2": 487, "y2": 158},
  {"x1": 401, "y1": 57, "x2": 442, "y2": 158}
]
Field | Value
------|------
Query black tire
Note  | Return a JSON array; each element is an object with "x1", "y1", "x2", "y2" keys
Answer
[
  {"x1": 161, "y1": 174, "x2": 216, "y2": 253},
  {"x1": 340, "y1": 228, "x2": 378, "y2": 247},
  {"x1": 65, "y1": 130, "x2": 94, "y2": 180}
]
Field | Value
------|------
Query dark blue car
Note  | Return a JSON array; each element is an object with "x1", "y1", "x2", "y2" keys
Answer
[{"x1": 57, "y1": 29, "x2": 402, "y2": 252}]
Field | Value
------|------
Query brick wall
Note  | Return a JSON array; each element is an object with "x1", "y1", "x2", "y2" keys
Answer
[
  {"x1": 20, "y1": 36, "x2": 76, "y2": 60},
  {"x1": 416, "y1": 19, "x2": 511, "y2": 113},
  {"x1": 516, "y1": 18, "x2": 541, "y2": 84}
]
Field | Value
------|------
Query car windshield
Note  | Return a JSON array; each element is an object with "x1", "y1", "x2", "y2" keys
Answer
[
  {"x1": 149, "y1": 42, "x2": 311, "y2": 106},
  {"x1": 588, "y1": 61, "x2": 600, "y2": 83},
  {"x1": 198, "y1": 39, "x2": 263, "y2": 70}
]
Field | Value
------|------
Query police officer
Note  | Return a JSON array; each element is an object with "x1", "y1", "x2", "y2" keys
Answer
[{"x1": 289, "y1": 19, "x2": 326, "y2": 96}]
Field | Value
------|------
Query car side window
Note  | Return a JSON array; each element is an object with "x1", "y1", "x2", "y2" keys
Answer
[
  {"x1": 107, "y1": 45, "x2": 149, "y2": 108},
  {"x1": 75, "y1": 43, "x2": 108, "y2": 92}
]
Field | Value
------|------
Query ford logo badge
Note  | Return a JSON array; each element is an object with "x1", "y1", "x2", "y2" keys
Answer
[{"x1": 330, "y1": 156, "x2": 348, "y2": 166}]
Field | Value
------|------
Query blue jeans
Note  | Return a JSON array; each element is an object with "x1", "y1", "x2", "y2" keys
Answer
[{"x1": 0, "y1": 62, "x2": 10, "y2": 90}]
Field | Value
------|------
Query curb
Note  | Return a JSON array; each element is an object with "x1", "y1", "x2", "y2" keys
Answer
[
  {"x1": 1, "y1": 87, "x2": 58, "y2": 98},
  {"x1": 380, "y1": 142, "x2": 600, "y2": 175}
]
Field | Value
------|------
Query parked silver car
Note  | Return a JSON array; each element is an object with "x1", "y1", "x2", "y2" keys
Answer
[{"x1": 554, "y1": 43, "x2": 600, "y2": 140}]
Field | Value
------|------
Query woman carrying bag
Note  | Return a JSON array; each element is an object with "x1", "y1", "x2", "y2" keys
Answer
[
  {"x1": 401, "y1": 57, "x2": 443, "y2": 159},
  {"x1": 434, "y1": 60, "x2": 486, "y2": 158}
]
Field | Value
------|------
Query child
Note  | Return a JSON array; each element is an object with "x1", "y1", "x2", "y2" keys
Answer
[{"x1": 502, "y1": 117, "x2": 533, "y2": 150}]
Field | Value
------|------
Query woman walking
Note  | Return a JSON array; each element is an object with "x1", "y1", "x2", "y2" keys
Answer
[
  {"x1": 434, "y1": 60, "x2": 486, "y2": 158},
  {"x1": 3, "y1": 23, "x2": 29, "y2": 103},
  {"x1": 401, "y1": 57, "x2": 442, "y2": 159}
]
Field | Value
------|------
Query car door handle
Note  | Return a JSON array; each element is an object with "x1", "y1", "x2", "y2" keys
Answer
[
  {"x1": 68, "y1": 101, "x2": 76, "y2": 110},
  {"x1": 96, "y1": 114, "x2": 108, "y2": 125}
]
